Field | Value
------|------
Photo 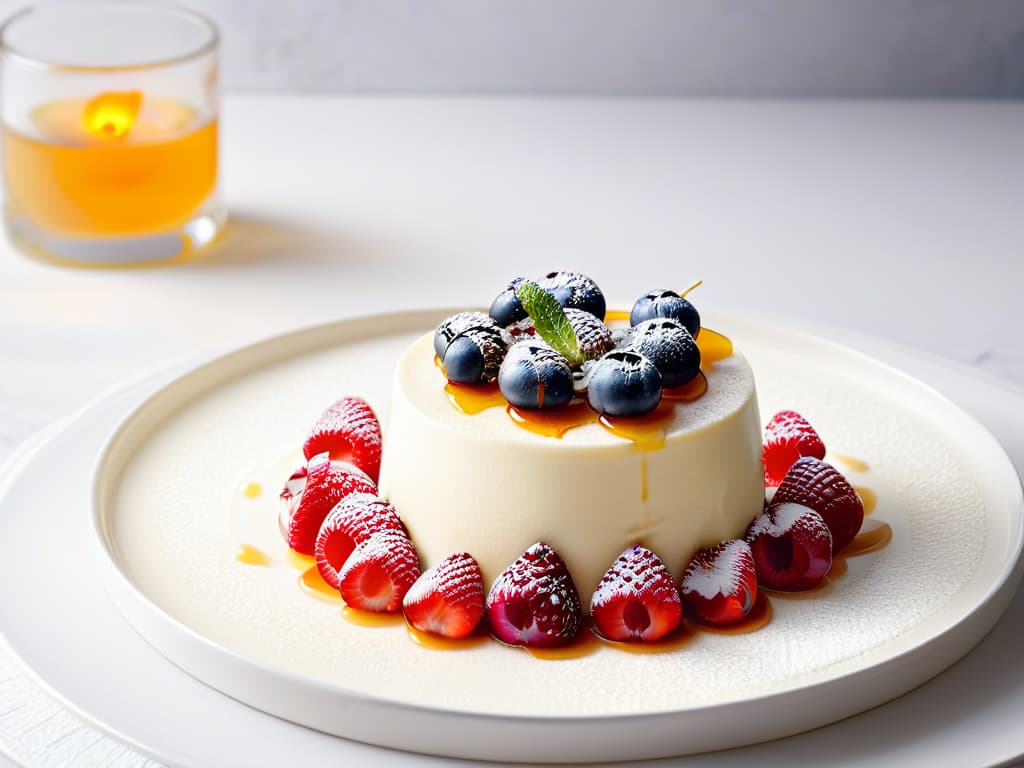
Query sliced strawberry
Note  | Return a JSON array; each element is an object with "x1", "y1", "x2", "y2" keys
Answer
[
  {"x1": 589, "y1": 545, "x2": 681, "y2": 642},
  {"x1": 762, "y1": 410, "x2": 826, "y2": 487},
  {"x1": 680, "y1": 539, "x2": 758, "y2": 625},
  {"x1": 773, "y1": 456, "x2": 864, "y2": 552},
  {"x1": 338, "y1": 531, "x2": 421, "y2": 612},
  {"x1": 303, "y1": 397, "x2": 383, "y2": 483},
  {"x1": 315, "y1": 493, "x2": 406, "y2": 590},
  {"x1": 402, "y1": 553, "x2": 485, "y2": 638},
  {"x1": 279, "y1": 453, "x2": 377, "y2": 556},
  {"x1": 746, "y1": 502, "x2": 832, "y2": 591},
  {"x1": 486, "y1": 542, "x2": 582, "y2": 648}
]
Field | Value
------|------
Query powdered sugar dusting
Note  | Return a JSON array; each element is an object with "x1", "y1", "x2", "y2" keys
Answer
[{"x1": 681, "y1": 539, "x2": 753, "y2": 600}]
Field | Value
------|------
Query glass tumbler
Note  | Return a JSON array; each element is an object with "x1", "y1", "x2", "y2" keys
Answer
[{"x1": 0, "y1": 2, "x2": 223, "y2": 266}]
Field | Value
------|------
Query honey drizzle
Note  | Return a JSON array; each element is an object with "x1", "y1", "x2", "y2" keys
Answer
[
  {"x1": 832, "y1": 454, "x2": 869, "y2": 473},
  {"x1": 407, "y1": 624, "x2": 490, "y2": 651},
  {"x1": 298, "y1": 566, "x2": 339, "y2": 603},
  {"x1": 695, "y1": 329, "x2": 733, "y2": 367},
  {"x1": 235, "y1": 544, "x2": 270, "y2": 566},
  {"x1": 242, "y1": 482, "x2": 263, "y2": 499},
  {"x1": 843, "y1": 520, "x2": 892, "y2": 557},
  {"x1": 445, "y1": 382, "x2": 506, "y2": 415},
  {"x1": 693, "y1": 592, "x2": 773, "y2": 634},
  {"x1": 342, "y1": 607, "x2": 405, "y2": 628},
  {"x1": 507, "y1": 401, "x2": 592, "y2": 438},
  {"x1": 662, "y1": 371, "x2": 708, "y2": 402},
  {"x1": 853, "y1": 486, "x2": 878, "y2": 516}
]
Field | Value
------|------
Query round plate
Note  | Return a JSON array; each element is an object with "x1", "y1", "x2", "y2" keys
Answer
[{"x1": 88, "y1": 310, "x2": 1023, "y2": 763}]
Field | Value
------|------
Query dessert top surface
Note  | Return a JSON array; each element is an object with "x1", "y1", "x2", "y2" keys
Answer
[{"x1": 394, "y1": 331, "x2": 757, "y2": 448}]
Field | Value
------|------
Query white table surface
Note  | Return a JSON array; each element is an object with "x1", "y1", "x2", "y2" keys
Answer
[{"x1": 1, "y1": 95, "x2": 1022, "y2": 766}]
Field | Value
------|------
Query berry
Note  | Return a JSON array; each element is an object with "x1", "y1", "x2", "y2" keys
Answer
[
  {"x1": 338, "y1": 530, "x2": 421, "y2": 612},
  {"x1": 402, "y1": 553, "x2": 485, "y2": 638},
  {"x1": 537, "y1": 271, "x2": 606, "y2": 319},
  {"x1": 498, "y1": 342, "x2": 574, "y2": 411},
  {"x1": 486, "y1": 542, "x2": 582, "y2": 648},
  {"x1": 489, "y1": 277, "x2": 529, "y2": 327},
  {"x1": 586, "y1": 350, "x2": 662, "y2": 418},
  {"x1": 680, "y1": 540, "x2": 758, "y2": 625},
  {"x1": 279, "y1": 454, "x2": 377, "y2": 556},
  {"x1": 773, "y1": 457, "x2": 865, "y2": 552},
  {"x1": 590, "y1": 545, "x2": 682, "y2": 642},
  {"x1": 762, "y1": 410, "x2": 827, "y2": 487},
  {"x1": 314, "y1": 493, "x2": 406, "y2": 590},
  {"x1": 629, "y1": 289, "x2": 701, "y2": 337},
  {"x1": 441, "y1": 325, "x2": 507, "y2": 385},
  {"x1": 625, "y1": 318, "x2": 701, "y2": 388},
  {"x1": 565, "y1": 308, "x2": 614, "y2": 360},
  {"x1": 302, "y1": 396, "x2": 383, "y2": 483},
  {"x1": 746, "y1": 502, "x2": 832, "y2": 591},
  {"x1": 434, "y1": 312, "x2": 497, "y2": 358}
]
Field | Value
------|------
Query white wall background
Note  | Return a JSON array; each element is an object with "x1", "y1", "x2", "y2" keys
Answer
[{"x1": 3, "y1": 0, "x2": 1024, "y2": 96}]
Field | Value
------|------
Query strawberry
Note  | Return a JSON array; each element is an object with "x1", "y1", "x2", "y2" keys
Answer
[
  {"x1": 402, "y1": 553, "x2": 485, "y2": 638},
  {"x1": 315, "y1": 493, "x2": 406, "y2": 590},
  {"x1": 590, "y1": 545, "x2": 682, "y2": 642},
  {"x1": 338, "y1": 531, "x2": 421, "y2": 612},
  {"x1": 746, "y1": 502, "x2": 832, "y2": 591},
  {"x1": 303, "y1": 397, "x2": 383, "y2": 483},
  {"x1": 279, "y1": 453, "x2": 377, "y2": 556},
  {"x1": 486, "y1": 542, "x2": 582, "y2": 648},
  {"x1": 762, "y1": 410, "x2": 826, "y2": 487},
  {"x1": 680, "y1": 540, "x2": 758, "y2": 625},
  {"x1": 773, "y1": 456, "x2": 865, "y2": 552}
]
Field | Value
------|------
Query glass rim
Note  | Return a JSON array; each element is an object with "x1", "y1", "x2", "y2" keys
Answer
[{"x1": 0, "y1": 1, "x2": 219, "y2": 73}]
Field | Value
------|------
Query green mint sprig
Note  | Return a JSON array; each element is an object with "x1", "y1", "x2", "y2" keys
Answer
[{"x1": 515, "y1": 280, "x2": 584, "y2": 366}]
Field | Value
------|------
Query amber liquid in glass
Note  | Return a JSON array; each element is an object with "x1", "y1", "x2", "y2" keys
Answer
[{"x1": 3, "y1": 94, "x2": 217, "y2": 237}]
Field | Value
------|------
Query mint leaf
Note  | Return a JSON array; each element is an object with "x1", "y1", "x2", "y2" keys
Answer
[{"x1": 516, "y1": 280, "x2": 584, "y2": 366}]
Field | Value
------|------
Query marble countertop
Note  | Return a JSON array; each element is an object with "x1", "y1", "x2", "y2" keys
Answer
[{"x1": 1, "y1": 95, "x2": 1022, "y2": 765}]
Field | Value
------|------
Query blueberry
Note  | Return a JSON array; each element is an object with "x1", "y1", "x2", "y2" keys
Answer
[
  {"x1": 498, "y1": 343, "x2": 574, "y2": 411},
  {"x1": 586, "y1": 351, "x2": 662, "y2": 418},
  {"x1": 625, "y1": 318, "x2": 701, "y2": 388},
  {"x1": 434, "y1": 311, "x2": 497, "y2": 358},
  {"x1": 489, "y1": 277, "x2": 529, "y2": 326},
  {"x1": 538, "y1": 271, "x2": 606, "y2": 320},
  {"x1": 564, "y1": 308, "x2": 614, "y2": 361},
  {"x1": 629, "y1": 289, "x2": 700, "y2": 337},
  {"x1": 442, "y1": 326, "x2": 507, "y2": 384}
]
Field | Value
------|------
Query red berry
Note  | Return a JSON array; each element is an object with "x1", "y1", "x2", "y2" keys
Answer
[
  {"x1": 403, "y1": 553, "x2": 485, "y2": 638},
  {"x1": 338, "y1": 531, "x2": 421, "y2": 612},
  {"x1": 486, "y1": 542, "x2": 582, "y2": 649},
  {"x1": 762, "y1": 410, "x2": 826, "y2": 487},
  {"x1": 773, "y1": 456, "x2": 865, "y2": 553},
  {"x1": 303, "y1": 397, "x2": 383, "y2": 483},
  {"x1": 746, "y1": 502, "x2": 832, "y2": 591},
  {"x1": 590, "y1": 545, "x2": 682, "y2": 642},
  {"x1": 315, "y1": 494, "x2": 406, "y2": 590},
  {"x1": 279, "y1": 453, "x2": 377, "y2": 556},
  {"x1": 680, "y1": 540, "x2": 758, "y2": 625}
]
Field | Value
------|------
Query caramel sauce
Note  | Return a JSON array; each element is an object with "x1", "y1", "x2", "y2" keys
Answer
[
  {"x1": 445, "y1": 381, "x2": 506, "y2": 415},
  {"x1": 507, "y1": 401, "x2": 592, "y2": 438},
  {"x1": 342, "y1": 606, "x2": 405, "y2": 628},
  {"x1": 694, "y1": 592, "x2": 774, "y2": 634},
  {"x1": 662, "y1": 371, "x2": 708, "y2": 402},
  {"x1": 843, "y1": 520, "x2": 892, "y2": 557},
  {"x1": 767, "y1": 557, "x2": 848, "y2": 601},
  {"x1": 241, "y1": 482, "x2": 263, "y2": 499},
  {"x1": 600, "y1": 402, "x2": 676, "y2": 451},
  {"x1": 599, "y1": 623, "x2": 696, "y2": 654},
  {"x1": 640, "y1": 456, "x2": 649, "y2": 502},
  {"x1": 832, "y1": 454, "x2": 869, "y2": 473},
  {"x1": 521, "y1": 630, "x2": 601, "y2": 660},
  {"x1": 695, "y1": 329, "x2": 733, "y2": 367},
  {"x1": 298, "y1": 566, "x2": 339, "y2": 603},
  {"x1": 235, "y1": 544, "x2": 270, "y2": 566},
  {"x1": 604, "y1": 309, "x2": 631, "y2": 324},
  {"x1": 286, "y1": 548, "x2": 316, "y2": 572},
  {"x1": 854, "y1": 486, "x2": 878, "y2": 516},
  {"x1": 407, "y1": 624, "x2": 490, "y2": 651}
]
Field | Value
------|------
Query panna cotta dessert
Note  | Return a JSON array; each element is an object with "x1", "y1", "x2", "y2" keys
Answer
[
  {"x1": 276, "y1": 271, "x2": 867, "y2": 649},
  {"x1": 378, "y1": 330, "x2": 764, "y2": 595}
]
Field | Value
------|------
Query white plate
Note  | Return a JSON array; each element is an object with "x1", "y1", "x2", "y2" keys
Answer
[{"x1": 85, "y1": 309, "x2": 1024, "y2": 763}]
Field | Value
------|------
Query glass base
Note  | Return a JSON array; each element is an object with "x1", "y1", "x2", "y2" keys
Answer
[{"x1": 4, "y1": 199, "x2": 226, "y2": 268}]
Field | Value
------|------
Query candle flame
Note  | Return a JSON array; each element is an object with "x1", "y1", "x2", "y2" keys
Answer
[{"x1": 81, "y1": 90, "x2": 142, "y2": 139}]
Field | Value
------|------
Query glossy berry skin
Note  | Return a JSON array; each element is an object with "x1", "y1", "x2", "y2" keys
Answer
[
  {"x1": 625, "y1": 318, "x2": 701, "y2": 388},
  {"x1": 590, "y1": 545, "x2": 682, "y2": 642},
  {"x1": 489, "y1": 277, "x2": 529, "y2": 326},
  {"x1": 434, "y1": 312, "x2": 496, "y2": 358},
  {"x1": 745, "y1": 502, "x2": 832, "y2": 591},
  {"x1": 498, "y1": 343, "x2": 574, "y2": 411},
  {"x1": 586, "y1": 350, "x2": 662, "y2": 418},
  {"x1": 773, "y1": 457, "x2": 864, "y2": 553},
  {"x1": 486, "y1": 542, "x2": 582, "y2": 648},
  {"x1": 680, "y1": 540, "x2": 758, "y2": 626},
  {"x1": 537, "y1": 271, "x2": 606, "y2": 320},
  {"x1": 630, "y1": 289, "x2": 701, "y2": 337},
  {"x1": 441, "y1": 326, "x2": 507, "y2": 385}
]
